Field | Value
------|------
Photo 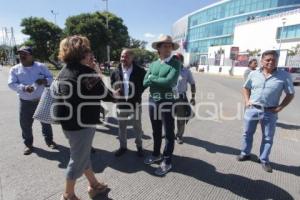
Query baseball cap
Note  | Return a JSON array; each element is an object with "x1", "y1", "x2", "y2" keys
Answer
[{"x1": 17, "y1": 46, "x2": 33, "y2": 55}]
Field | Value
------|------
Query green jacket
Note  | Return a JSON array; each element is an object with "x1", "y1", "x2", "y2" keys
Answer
[{"x1": 143, "y1": 57, "x2": 180, "y2": 101}]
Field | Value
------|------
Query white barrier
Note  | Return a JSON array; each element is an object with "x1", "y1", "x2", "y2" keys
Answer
[{"x1": 198, "y1": 65, "x2": 247, "y2": 76}]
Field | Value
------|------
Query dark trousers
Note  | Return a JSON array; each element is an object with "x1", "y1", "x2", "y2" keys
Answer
[
  {"x1": 19, "y1": 99, "x2": 53, "y2": 147},
  {"x1": 149, "y1": 97, "x2": 175, "y2": 165},
  {"x1": 175, "y1": 94, "x2": 191, "y2": 138}
]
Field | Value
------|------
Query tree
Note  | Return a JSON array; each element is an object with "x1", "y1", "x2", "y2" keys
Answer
[
  {"x1": 0, "y1": 45, "x2": 8, "y2": 63},
  {"x1": 20, "y1": 17, "x2": 63, "y2": 67},
  {"x1": 287, "y1": 44, "x2": 300, "y2": 56},
  {"x1": 128, "y1": 38, "x2": 147, "y2": 49},
  {"x1": 64, "y1": 12, "x2": 129, "y2": 62},
  {"x1": 132, "y1": 48, "x2": 157, "y2": 66},
  {"x1": 246, "y1": 49, "x2": 261, "y2": 57},
  {"x1": 0, "y1": 45, "x2": 18, "y2": 65}
]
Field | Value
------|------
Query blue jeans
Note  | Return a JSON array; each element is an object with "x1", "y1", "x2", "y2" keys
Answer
[
  {"x1": 19, "y1": 99, "x2": 53, "y2": 147},
  {"x1": 241, "y1": 106, "x2": 278, "y2": 163},
  {"x1": 149, "y1": 97, "x2": 175, "y2": 165}
]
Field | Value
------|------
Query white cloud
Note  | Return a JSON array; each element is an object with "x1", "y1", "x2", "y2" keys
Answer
[
  {"x1": 158, "y1": 33, "x2": 164, "y2": 38},
  {"x1": 144, "y1": 33, "x2": 165, "y2": 51},
  {"x1": 14, "y1": 33, "x2": 29, "y2": 45},
  {"x1": 144, "y1": 33, "x2": 156, "y2": 38}
]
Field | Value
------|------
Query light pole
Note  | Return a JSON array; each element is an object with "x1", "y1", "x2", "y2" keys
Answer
[
  {"x1": 102, "y1": 0, "x2": 110, "y2": 63},
  {"x1": 51, "y1": 10, "x2": 59, "y2": 25},
  {"x1": 278, "y1": 17, "x2": 287, "y2": 51}
]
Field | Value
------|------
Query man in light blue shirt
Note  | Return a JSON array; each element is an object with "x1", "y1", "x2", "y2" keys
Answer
[
  {"x1": 237, "y1": 50, "x2": 294, "y2": 173},
  {"x1": 173, "y1": 53, "x2": 196, "y2": 144},
  {"x1": 8, "y1": 46, "x2": 57, "y2": 155}
]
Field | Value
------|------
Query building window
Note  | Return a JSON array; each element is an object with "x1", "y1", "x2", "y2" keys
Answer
[{"x1": 277, "y1": 24, "x2": 300, "y2": 40}]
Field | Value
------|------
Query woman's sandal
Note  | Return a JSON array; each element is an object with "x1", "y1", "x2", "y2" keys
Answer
[
  {"x1": 60, "y1": 194, "x2": 80, "y2": 200},
  {"x1": 88, "y1": 182, "x2": 108, "y2": 198}
]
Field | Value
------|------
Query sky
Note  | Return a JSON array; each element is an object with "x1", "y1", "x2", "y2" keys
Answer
[{"x1": 0, "y1": 0, "x2": 217, "y2": 50}]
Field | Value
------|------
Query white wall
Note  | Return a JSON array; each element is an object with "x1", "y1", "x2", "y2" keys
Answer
[
  {"x1": 172, "y1": 16, "x2": 188, "y2": 54},
  {"x1": 234, "y1": 9, "x2": 300, "y2": 54}
]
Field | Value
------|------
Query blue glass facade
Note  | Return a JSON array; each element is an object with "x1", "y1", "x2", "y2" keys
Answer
[
  {"x1": 186, "y1": 0, "x2": 300, "y2": 64},
  {"x1": 277, "y1": 24, "x2": 300, "y2": 39}
]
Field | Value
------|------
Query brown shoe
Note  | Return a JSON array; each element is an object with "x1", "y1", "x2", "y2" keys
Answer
[
  {"x1": 88, "y1": 182, "x2": 108, "y2": 198},
  {"x1": 23, "y1": 146, "x2": 33, "y2": 155}
]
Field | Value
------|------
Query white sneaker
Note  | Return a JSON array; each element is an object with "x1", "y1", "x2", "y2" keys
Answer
[
  {"x1": 176, "y1": 137, "x2": 183, "y2": 144},
  {"x1": 144, "y1": 155, "x2": 162, "y2": 165},
  {"x1": 154, "y1": 161, "x2": 172, "y2": 176}
]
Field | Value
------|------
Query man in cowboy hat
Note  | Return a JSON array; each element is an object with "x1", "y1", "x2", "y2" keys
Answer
[
  {"x1": 143, "y1": 35, "x2": 180, "y2": 176},
  {"x1": 8, "y1": 46, "x2": 57, "y2": 155}
]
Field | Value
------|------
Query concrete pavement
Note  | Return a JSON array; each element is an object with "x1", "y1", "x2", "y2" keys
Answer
[{"x1": 0, "y1": 66, "x2": 299, "y2": 200}]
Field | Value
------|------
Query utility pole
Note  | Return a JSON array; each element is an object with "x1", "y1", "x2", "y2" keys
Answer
[
  {"x1": 278, "y1": 18, "x2": 287, "y2": 66},
  {"x1": 51, "y1": 10, "x2": 59, "y2": 25},
  {"x1": 1, "y1": 27, "x2": 16, "y2": 65},
  {"x1": 102, "y1": 0, "x2": 110, "y2": 63},
  {"x1": 278, "y1": 18, "x2": 287, "y2": 51}
]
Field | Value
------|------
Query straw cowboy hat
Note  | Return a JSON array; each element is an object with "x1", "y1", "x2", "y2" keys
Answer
[{"x1": 151, "y1": 35, "x2": 179, "y2": 50}]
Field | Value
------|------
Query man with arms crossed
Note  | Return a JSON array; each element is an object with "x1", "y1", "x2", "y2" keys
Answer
[{"x1": 143, "y1": 35, "x2": 180, "y2": 176}]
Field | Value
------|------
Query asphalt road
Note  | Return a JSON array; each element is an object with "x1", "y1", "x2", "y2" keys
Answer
[
  {"x1": 198, "y1": 73, "x2": 300, "y2": 125},
  {"x1": 0, "y1": 67, "x2": 299, "y2": 200}
]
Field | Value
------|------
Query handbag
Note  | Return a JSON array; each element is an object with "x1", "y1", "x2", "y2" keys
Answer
[{"x1": 33, "y1": 80, "x2": 60, "y2": 124}]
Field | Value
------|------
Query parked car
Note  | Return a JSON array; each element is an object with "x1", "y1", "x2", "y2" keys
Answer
[{"x1": 277, "y1": 66, "x2": 300, "y2": 85}]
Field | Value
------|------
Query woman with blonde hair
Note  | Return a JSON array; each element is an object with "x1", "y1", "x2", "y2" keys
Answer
[{"x1": 56, "y1": 35, "x2": 114, "y2": 200}]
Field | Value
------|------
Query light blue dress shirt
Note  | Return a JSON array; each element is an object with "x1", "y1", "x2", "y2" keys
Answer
[
  {"x1": 243, "y1": 68, "x2": 295, "y2": 107},
  {"x1": 8, "y1": 62, "x2": 53, "y2": 100},
  {"x1": 176, "y1": 66, "x2": 195, "y2": 94}
]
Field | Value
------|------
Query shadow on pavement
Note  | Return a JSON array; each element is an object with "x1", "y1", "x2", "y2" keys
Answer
[
  {"x1": 33, "y1": 145, "x2": 70, "y2": 168},
  {"x1": 96, "y1": 117, "x2": 152, "y2": 140},
  {"x1": 183, "y1": 136, "x2": 300, "y2": 177},
  {"x1": 271, "y1": 162, "x2": 300, "y2": 177},
  {"x1": 250, "y1": 155, "x2": 300, "y2": 177},
  {"x1": 90, "y1": 148, "x2": 293, "y2": 200},
  {"x1": 91, "y1": 148, "x2": 153, "y2": 175},
  {"x1": 173, "y1": 155, "x2": 294, "y2": 200},
  {"x1": 183, "y1": 136, "x2": 240, "y2": 155},
  {"x1": 276, "y1": 122, "x2": 300, "y2": 130}
]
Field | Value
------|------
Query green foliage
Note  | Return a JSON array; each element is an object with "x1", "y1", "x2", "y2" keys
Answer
[
  {"x1": 19, "y1": 12, "x2": 142, "y2": 65},
  {"x1": 0, "y1": 45, "x2": 18, "y2": 64},
  {"x1": 287, "y1": 44, "x2": 300, "y2": 56},
  {"x1": 0, "y1": 45, "x2": 8, "y2": 62},
  {"x1": 20, "y1": 17, "x2": 62, "y2": 62},
  {"x1": 132, "y1": 48, "x2": 158, "y2": 66},
  {"x1": 129, "y1": 38, "x2": 147, "y2": 49},
  {"x1": 64, "y1": 12, "x2": 129, "y2": 62},
  {"x1": 246, "y1": 49, "x2": 261, "y2": 57}
]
